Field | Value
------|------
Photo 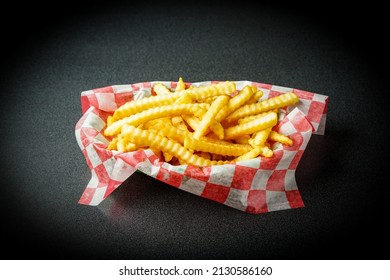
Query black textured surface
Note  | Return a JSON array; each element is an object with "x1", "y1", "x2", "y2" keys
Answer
[{"x1": 1, "y1": 3, "x2": 388, "y2": 259}]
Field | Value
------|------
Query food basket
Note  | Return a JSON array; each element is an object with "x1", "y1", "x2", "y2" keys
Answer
[{"x1": 75, "y1": 80, "x2": 328, "y2": 214}]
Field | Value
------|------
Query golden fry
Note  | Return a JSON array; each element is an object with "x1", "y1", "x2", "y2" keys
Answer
[
  {"x1": 193, "y1": 95, "x2": 230, "y2": 139},
  {"x1": 182, "y1": 115, "x2": 201, "y2": 132},
  {"x1": 176, "y1": 77, "x2": 186, "y2": 92},
  {"x1": 234, "y1": 146, "x2": 273, "y2": 162},
  {"x1": 269, "y1": 131, "x2": 293, "y2": 146},
  {"x1": 107, "y1": 137, "x2": 118, "y2": 150},
  {"x1": 187, "y1": 81, "x2": 235, "y2": 100},
  {"x1": 153, "y1": 83, "x2": 172, "y2": 95},
  {"x1": 237, "y1": 109, "x2": 278, "y2": 124},
  {"x1": 110, "y1": 92, "x2": 182, "y2": 122},
  {"x1": 214, "y1": 85, "x2": 254, "y2": 122},
  {"x1": 224, "y1": 111, "x2": 278, "y2": 140},
  {"x1": 184, "y1": 136, "x2": 252, "y2": 157},
  {"x1": 233, "y1": 147, "x2": 263, "y2": 162},
  {"x1": 246, "y1": 90, "x2": 264, "y2": 105},
  {"x1": 163, "y1": 152, "x2": 174, "y2": 162},
  {"x1": 209, "y1": 121, "x2": 224, "y2": 140},
  {"x1": 225, "y1": 92, "x2": 299, "y2": 123},
  {"x1": 174, "y1": 92, "x2": 193, "y2": 104},
  {"x1": 249, "y1": 127, "x2": 272, "y2": 147}
]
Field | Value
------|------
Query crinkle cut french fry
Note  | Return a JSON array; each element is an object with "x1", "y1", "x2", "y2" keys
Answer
[
  {"x1": 237, "y1": 109, "x2": 278, "y2": 124},
  {"x1": 182, "y1": 114, "x2": 214, "y2": 137},
  {"x1": 107, "y1": 137, "x2": 118, "y2": 150},
  {"x1": 187, "y1": 81, "x2": 236, "y2": 100},
  {"x1": 171, "y1": 116, "x2": 184, "y2": 126},
  {"x1": 233, "y1": 146, "x2": 262, "y2": 162},
  {"x1": 182, "y1": 115, "x2": 201, "y2": 132},
  {"x1": 234, "y1": 146, "x2": 273, "y2": 162},
  {"x1": 198, "y1": 96, "x2": 217, "y2": 104},
  {"x1": 184, "y1": 136, "x2": 252, "y2": 157},
  {"x1": 163, "y1": 152, "x2": 174, "y2": 162},
  {"x1": 153, "y1": 83, "x2": 172, "y2": 95},
  {"x1": 214, "y1": 85, "x2": 254, "y2": 122},
  {"x1": 143, "y1": 118, "x2": 171, "y2": 130},
  {"x1": 224, "y1": 111, "x2": 278, "y2": 140},
  {"x1": 174, "y1": 92, "x2": 193, "y2": 104},
  {"x1": 260, "y1": 146, "x2": 273, "y2": 157},
  {"x1": 193, "y1": 95, "x2": 230, "y2": 139},
  {"x1": 171, "y1": 91, "x2": 193, "y2": 129},
  {"x1": 111, "y1": 92, "x2": 182, "y2": 122},
  {"x1": 121, "y1": 124, "x2": 228, "y2": 166},
  {"x1": 249, "y1": 127, "x2": 272, "y2": 147},
  {"x1": 269, "y1": 131, "x2": 293, "y2": 146},
  {"x1": 225, "y1": 92, "x2": 299, "y2": 123},
  {"x1": 104, "y1": 103, "x2": 209, "y2": 137},
  {"x1": 176, "y1": 77, "x2": 186, "y2": 92},
  {"x1": 199, "y1": 135, "x2": 245, "y2": 146},
  {"x1": 246, "y1": 90, "x2": 264, "y2": 105},
  {"x1": 107, "y1": 116, "x2": 114, "y2": 126},
  {"x1": 116, "y1": 138, "x2": 138, "y2": 152},
  {"x1": 209, "y1": 121, "x2": 224, "y2": 139}
]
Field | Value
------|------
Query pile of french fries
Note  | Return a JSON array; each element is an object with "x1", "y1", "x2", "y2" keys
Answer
[{"x1": 104, "y1": 78, "x2": 299, "y2": 166}]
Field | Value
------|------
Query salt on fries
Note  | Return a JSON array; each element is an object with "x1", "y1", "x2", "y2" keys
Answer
[{"x1": 104, "y1": 79, "x2": 299, "y2": 166}]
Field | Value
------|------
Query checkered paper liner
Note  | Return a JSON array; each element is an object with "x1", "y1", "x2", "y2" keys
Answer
[{"x1": 75, "y1": 81, "x2": 328, "y2": 214}]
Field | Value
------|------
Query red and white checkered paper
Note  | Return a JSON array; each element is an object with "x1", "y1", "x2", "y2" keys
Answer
[{"x1": 75, "y1": 81, "x2": 328, "y2": 214}]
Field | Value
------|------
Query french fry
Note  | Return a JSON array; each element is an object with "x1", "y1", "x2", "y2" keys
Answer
[
  {"x1": 193, "y1": 95, "x2": 230, "y2": 139},
  {"x1": 110, "y1": 92, "x2": 182, "y2": 122},
  {"x1": 225, "y1": 92, "x2": 299, "y2": 123},
  {"x1": 163, "y1": 152, "x2": 174, "y2": 162},
  {"x1": 184, "y1": 136, "x2": 252, "y2": 157},
  {"x1": 153, "y1": 83, "x2": 172, "y2": 95},
  {"x1": 187, "y1": 81, "x2": 235, "y2": 100},
  {"x1": 233, "y1": 147, "x2": 263, "y2": 162},
  {"x1": 233, "y1": 146, "x2": 273, "y2": 162},
  {"x1": 107, "y1": 137, "x2": 118, "y2": 150},
  {"x1": 224, "y1": 111, "x2": 278, "y2": 140},
  {"x1": 182, "y1": 115, "x2": 201, "y2": 132},
  {"x1": 198, "y1": 96, "x2": 218, "y2": 104},
  {"x1": 174, "y1": 91, "x2": 193, "y2": 104},
  {"x1": 269, "y1": 131, "x2": 293, "y2": 146},
  {"x1": 237, "y1": 110, "x2": 278, "y2": 124},
  {"x1": 116, "y1": 137, "x2": 138, "y2": 152},
  {"x1": 249, "y1": 127, "x2": 272, "y2": 147},
  {"x1": 209, "y1": 121, "x2": 224, "y2": 139},
  {"x1": 246, "y1": 90, "x2": 264, "y2": 105},
  {"x1": 214, "y1": 85, "x2": 254, "y2": 122},
  {"x1": 176, "y1": 77, "x2": 186, "y2": 92}
]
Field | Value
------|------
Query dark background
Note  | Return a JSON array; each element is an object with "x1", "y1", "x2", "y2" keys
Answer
[{"x1": 1, "y1": 2, "x2": 388, "y2": 259}]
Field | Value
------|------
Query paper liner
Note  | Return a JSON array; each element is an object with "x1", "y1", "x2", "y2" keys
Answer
[{"x1": 75, "y1": 81, "x2": 328, "y2": 214}]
